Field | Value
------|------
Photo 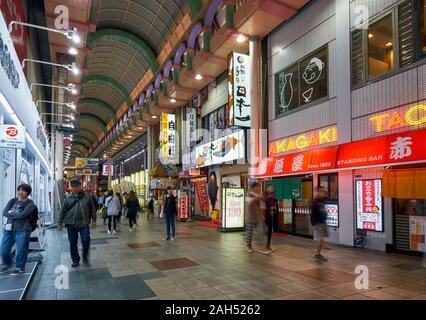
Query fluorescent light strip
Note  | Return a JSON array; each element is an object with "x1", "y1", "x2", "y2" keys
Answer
[{"x1": 0, "y1": 93, "x2": 52, "y2": 177}]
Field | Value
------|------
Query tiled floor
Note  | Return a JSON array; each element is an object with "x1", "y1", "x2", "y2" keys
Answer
[{"x1": 25, "y1": 217, "x2": 426, "y2": 300}]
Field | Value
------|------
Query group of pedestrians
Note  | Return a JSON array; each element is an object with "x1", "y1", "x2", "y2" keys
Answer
[{"x1": 245, "y1": 181, "x2": 329, "y2": 261}]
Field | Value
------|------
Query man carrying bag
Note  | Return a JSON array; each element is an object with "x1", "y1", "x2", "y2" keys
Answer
[{"x1": 58, "y1": 177, "x2": 96, "y2": 268}]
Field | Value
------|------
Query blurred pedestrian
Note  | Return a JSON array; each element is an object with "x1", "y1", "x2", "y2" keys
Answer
[
  {"x1": 258, "y1": 184, "x2": 276, "y2": 254},
  {"x1": 105, "y1": 190, "x2": 121, "y2": 235},
  {"x1": 245, "y1": 181, "x2": 266, "y2": 253},
  {"x1": 126, "y1": 191, "x2": 140, "y2": 232},
  {"x1": 147, "y1": 197, "x2": 154, "y2": 221},
  {"x1": 311, "y1": 186, "x2": 329, "y2": 261}
]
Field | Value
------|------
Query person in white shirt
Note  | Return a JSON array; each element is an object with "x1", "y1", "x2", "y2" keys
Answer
[{"x1": 105, "y1": 190, "x2": 121, "y2": 235}]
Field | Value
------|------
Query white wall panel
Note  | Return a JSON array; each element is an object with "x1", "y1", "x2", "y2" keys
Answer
[
  {"x1": 201, "y1": 79, "x2": 227, "y2": 117},
  {"x1": 268, "y1": 98, "x2": 337, "y2": 141},
  {"x1": 352, "y1": 68, "x2": 419, "y2": 118}
]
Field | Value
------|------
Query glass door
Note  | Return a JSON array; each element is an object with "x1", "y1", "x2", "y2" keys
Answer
[{"x1": 294, "y1": 179, "x2": 313, "y2": 237}]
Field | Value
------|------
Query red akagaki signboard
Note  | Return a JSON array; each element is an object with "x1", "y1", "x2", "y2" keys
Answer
[{"x1": 256, "y1": 128, "x2": 426, "y2": 177}]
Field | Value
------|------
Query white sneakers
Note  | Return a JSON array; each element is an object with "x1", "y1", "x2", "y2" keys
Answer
[
  {"x1": 171, "y1": 237, "x2": 175, "y2": 241},
  {"x1": 129, "y1": 228, "x2": 133, "y2": 232},
  {"x1": 107, "y1": 230, "x2": 111, "y2": 235},
  {"x1": 112, "y1": 230, "x2": 117, "y2": 235}
]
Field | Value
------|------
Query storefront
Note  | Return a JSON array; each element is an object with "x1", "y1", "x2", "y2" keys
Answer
[
  {"x1": 256, "y1": 127, "x2": 426, "y2": 253},
  {"x1": 0, "y1": 13, "x2": 52, "y2": 230}
]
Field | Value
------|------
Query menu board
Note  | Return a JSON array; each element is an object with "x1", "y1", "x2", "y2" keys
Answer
[
  {"x1": 324, "y1": 204, "x2": 339, "y2": 227},
  {"x1": 410, "y1": 216, "x2": 426, "y2": 252},
  {"x1": 356, "y1": 179, "x2": 383, "y2": 232},
  {"x1": 222, "y1": 188, "x2": 245, "y2": 229}
]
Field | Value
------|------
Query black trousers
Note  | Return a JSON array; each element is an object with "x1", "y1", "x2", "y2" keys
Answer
[
  {"x1": 107, "y1": 216, "x2": 118, "y2": 231},
  {"x1": 128, "y1": 213, "x2": 137, "y2": 228},
  {"x1": 265, "y1": 215, "x2": 273, "y2": 245}
]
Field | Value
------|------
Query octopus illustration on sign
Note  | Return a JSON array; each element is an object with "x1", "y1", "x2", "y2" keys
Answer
[{"x1": 302, "y1": 57, "x2": 325, "y2": 103}]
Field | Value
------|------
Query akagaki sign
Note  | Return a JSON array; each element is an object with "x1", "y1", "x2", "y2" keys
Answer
[{"x1": 256, "y1": 128, "x2": 426, "y2": 177}]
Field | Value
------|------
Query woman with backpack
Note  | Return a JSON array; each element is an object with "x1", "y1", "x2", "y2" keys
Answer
[
  {"x1": 105, "y1": 190, "x2": 121, "y2": 235},
  {"x1": 0, "y1": 184, "x2": 37, "y2": 276}
]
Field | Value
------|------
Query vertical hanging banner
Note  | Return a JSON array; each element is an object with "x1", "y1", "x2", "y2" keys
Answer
[
  {"x1": 161, "y1": 113, "x2": 176, "y2": 162},
  {"x1": 227, "y1": 52, "x2": 251, "y2": 127},
  {"x1": 356, "y1": 179, "x2": 383, "y2": 232}
]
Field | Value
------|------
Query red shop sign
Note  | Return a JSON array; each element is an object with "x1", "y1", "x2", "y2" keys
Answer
[
  {"x1": 337, "y1": 128, "x2": 426, "y2": 169},
  {"x1": 256, "y1": 128, "x2": 426, "y2": 178},
  {"x1": 256, "y1": 147, "x2": 337, "y2": 177}
]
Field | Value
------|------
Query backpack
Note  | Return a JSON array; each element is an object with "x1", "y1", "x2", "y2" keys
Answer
[{"x1": 30, "y1": 205, "x2": 39, "y2": 232}]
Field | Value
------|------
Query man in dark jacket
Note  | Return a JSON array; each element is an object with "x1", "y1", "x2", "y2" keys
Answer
[
  {"x1": 311, "y1": 186, "x2": 328, "y2": 262},
  {"x1": 0, "y1": 184, "x2": 36, "y2": 275},
  {"x1": 162, "y1": 187, "x2": 177, "y2": 241},
  {"x1": 58, "y1": 177, "x2": 96, "y2": 267}
]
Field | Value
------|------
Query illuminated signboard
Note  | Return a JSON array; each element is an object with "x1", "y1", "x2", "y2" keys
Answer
[
  {"x1": 195, "y1": 130, "x2": 245, "y2": 168},
  {"x1": 161, "y1": 113, "x2": 176, "y2": 161},
  {"x1": 356, "y1": 179, "x2": 383, "y2": 232},
  {"x1": 0, "y1": 124, "x2": 25, "y2": 149},
  {"x1": 269, "y1": 126, "x2": 337, "y2": 156},
  {"x1": 222, "y1": 188, "x2": 245, "y2": 229},
  {"x1": 102, "y1": 164, "x2": 114, "y2": 176},
  {"x1": 369, "y1": 104, "x2": 426, "y2": 133},
  {"x1": 324, "y1": 204, "x2": 339, "y2": 227},
  {"x1": 75, "y1": 158, "x2": 99, "y2": 175},
  {"x1": 227, "y1": 52, "x2": 251, "y2": 127}
]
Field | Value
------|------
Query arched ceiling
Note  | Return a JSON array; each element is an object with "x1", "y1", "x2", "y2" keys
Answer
[
  {"x1": 74, "y1": 0, "x2": 189, "y2": 157},
  {"x1": 91, "y1": 0, "x2": 187, "y2": 55}
]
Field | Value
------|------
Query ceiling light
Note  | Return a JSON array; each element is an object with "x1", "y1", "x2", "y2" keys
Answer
[
  {"x1": 67, "y1": 62, "x2": 80, "y2": 75},
  {"x1": 152, "y1": 115, "x2": 157, "y2": 119},
  {"x1": 66, "y1": 27, "x2": 81, "y2": 45},
  {"x1": 68, "y1": 47, "x2": 78, "y2": 55},
  {"x1": 236, "y1": 33, "x2": 247, "y2": 43},
  {"x1": 138, "y1": 127, "x2": 143, "y2": 130},
  {"x1": 368, "y1": 33, "x2": 374, "y2": 39},
  {"x1": 385, "y1": 42, "x2": 393, "y2": 47},
  {"x1": 195, "y1": 74, "x2": 203, "y2": 80},
  {"x1": 70, "y1": 114, "x2": 75, "y2": 121},
  {"x1": 170, "y1": 98, "x2": 176, "y2": 103}
]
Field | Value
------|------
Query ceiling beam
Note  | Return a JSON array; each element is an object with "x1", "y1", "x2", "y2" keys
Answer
[
  {"x1": 79, "y1": 98, "x2": 117, "y2": 122},
  {"x1": 82, "y1": 75, "x2": 132, "y2": 107},
  {"x1": 80, "y1": 113, "x2": 108, "y2": 134}
]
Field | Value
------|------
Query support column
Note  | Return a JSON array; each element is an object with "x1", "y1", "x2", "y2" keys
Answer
[
  {"x1": 147, "y1": 125, "x2": 153, "y2": 194},
  {"x1": 249, "y1": 36, "x2": 261, "y2": 177},
  {"x1": 107, "y1": 158, "x2": 112, "y2": 189}
]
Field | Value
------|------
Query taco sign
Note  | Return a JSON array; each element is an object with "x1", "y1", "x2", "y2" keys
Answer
[{"x1": 0, "y1": 124, "x2": 26, "y2": 149}]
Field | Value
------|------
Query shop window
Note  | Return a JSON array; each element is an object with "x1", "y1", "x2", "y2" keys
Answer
[
  {"x1": 351, "y1": 0, "x2": 426, "y2": 86},
  {"x1": 318, "y1": 174, "x2": 338, "y2": 201},
  {"x1": 276, "y1": 47, "x2": 328, "y2": 116},
  {"x1": 368, "y1": 14, "x2": 395, "y2": 78}
]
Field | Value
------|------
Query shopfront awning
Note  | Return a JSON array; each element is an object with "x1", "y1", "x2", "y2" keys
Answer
[
  {"x1": 383, "y1": 168, "x2": 426, "y2": 199},
  {"x1": 256, "y1": 128, "x2": 426, "y2": 179}
]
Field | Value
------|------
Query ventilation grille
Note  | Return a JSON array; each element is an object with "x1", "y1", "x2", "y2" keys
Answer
[
  {"x1": 399, "y1": 0, "x2": 415, "y2": 68},
  {"x1": 351, "y1": 29, "x2": 365, "y2": 86},
  {"x1": 395, "y1": 215, "x2": 410, "y2": 251}
]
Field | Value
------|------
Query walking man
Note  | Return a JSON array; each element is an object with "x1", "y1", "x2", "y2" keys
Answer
[
  {"x1": 311, "y1": 186, "x2": 329, "y2": 262},
  {"x1": 58, "y1": 177, "x2": 96, "y2": 267},
  {"x1": 0, "y1": 184, "x2": 37, "y2": 275},
  {"x1": 259, "y1": 184, "x2": 276, "y2": 254},
  {"x1": 162, "y1": 187, "x2": 177, "y2": 241}
]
